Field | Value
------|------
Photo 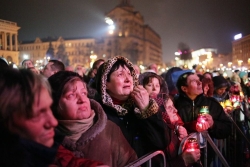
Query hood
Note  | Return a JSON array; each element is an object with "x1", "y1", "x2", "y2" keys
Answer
[{"x1": 95, "y1": 56, "x2": 138, "y2": 115}]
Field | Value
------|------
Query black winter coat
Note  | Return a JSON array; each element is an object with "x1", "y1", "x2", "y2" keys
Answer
[
  {"x1": 97, "y1": 99, "x2": 168, "y2": 158},
  {"x1": 174, "y1": 94, "x2": 231, "y2": 139},
  {"x1": 0, "y1": 127, "x2": 58, "y2": 167}
]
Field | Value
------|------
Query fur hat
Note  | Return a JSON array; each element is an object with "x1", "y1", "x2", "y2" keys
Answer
[{"x1": 212, "y1": 75, "x2": 229, "y2": 90}]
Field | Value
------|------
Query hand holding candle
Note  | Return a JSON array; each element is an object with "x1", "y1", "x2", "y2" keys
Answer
[
  {"x1": 196, "y1": 106, "x2": 212, "y2": 132},
  {"x1": 182, "y1": 138, "x2": 201, "y2": 165}
]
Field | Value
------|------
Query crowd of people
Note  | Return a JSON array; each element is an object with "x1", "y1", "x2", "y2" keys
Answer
[{"x1": 0, "y1": 56, "x2": 249, "y2": 167}]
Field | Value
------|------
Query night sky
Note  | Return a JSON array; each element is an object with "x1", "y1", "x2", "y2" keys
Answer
[{"x1": 1, "y1": 0, "x2": 250, "y2": 62}]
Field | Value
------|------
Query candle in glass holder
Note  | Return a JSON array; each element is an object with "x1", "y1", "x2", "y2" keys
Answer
[
  {"x1": 220, "y1": 101, "x2": 225, "y2": 109},
  {"x1": 236, "y1": 95, "x2": 241, "y2": 102},
  {"x1": 199, "y1": 106, "x2": 209, "y2": 114},
  {"x1": 230, "y1": 95, "x2": 237, "y2": 103},
  {"x1": 197, "y1": 106, "x2": 209, "y2": 128},
  {"x1": 184, "y1": 138, "x2": 199, "y2": 152},
  {"x1": 224, "y1": 100, "x2": 233, "y2": 111}
]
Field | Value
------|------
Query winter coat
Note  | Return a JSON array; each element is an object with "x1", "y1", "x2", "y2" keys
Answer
[
  {"x1": 0, "y1": 126, "x2": 58, "y2": 167},
  {"x1": 58, "y1": 99, "x2": 137, "y2": 167},
  {"x1": 94, "y1": 56, "x2": 168, "y2": 158},
  {"x1": 55, "y1": 145, "x2": 104, "y2": 167},
  {"x1": 174, "y1": 94, "x2": 231, "y2": 139}
]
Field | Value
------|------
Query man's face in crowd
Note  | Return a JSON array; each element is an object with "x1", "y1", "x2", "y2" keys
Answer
[
  {"x1": 181, "y1": 74, "x2": 203, "y2": 99},
  {"x1": 23, "y1": 60, "x2": 34, "y2": 68},
  {"x1": 42, "y1": 62, "x2": 55, "y2": 78}
]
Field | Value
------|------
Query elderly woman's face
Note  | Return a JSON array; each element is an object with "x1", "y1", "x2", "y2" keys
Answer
[
  {"x1": 106, "y1": 65, "x2": 133, "y2": 101},
  {"x1": 58, "y1": 81, "x2": 92, "y2": 120},
  {"x1": 144, "y1": 77, "x2": 160, "y2": 98},
  {"x1": 165, "y1": 99, "x2": 179, "y2": 124},
  {"x1": 9, "y1": 87, "x2": 58, "y2": 147}
]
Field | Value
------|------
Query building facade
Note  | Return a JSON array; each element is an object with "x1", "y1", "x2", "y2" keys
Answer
[
  {"x1": 19, "y1": 37, "x2": 95, "y2": 68},
  {"x1": 18, "y1": 0, "x2": 162, "y2": 68},
  {"x1": 175, "y1": 48, "x2": 232, "y2": 71},
  {"x1": 96, "y1": 0, "x2": 162, "y2": 65},
  {"x1": 0, "y1": 19, "x2": 20, "y2": 65},
  {"x1": 232, "y1": 34, "x2": 250, "y2": 68}
]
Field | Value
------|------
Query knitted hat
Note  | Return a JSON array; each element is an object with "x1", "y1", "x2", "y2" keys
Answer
[
  {"x1": 48, "y1": 71, "x2": 82, "y2": 117},
  {"x1": 212, "y1": 75, "x2": 229, "y2": 90},
  {"x1": 239, "y1": 71, "x2": 247, "y2": 78}
]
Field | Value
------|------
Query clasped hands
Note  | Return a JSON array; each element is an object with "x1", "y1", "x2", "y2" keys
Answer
[{"x1": 196, "y1": 114, "x2": 214, "y2": 132}]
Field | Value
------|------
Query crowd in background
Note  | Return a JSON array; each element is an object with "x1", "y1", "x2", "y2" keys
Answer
[{"x1": 0, "y1": 56, "x2": 249, "y2": 167}]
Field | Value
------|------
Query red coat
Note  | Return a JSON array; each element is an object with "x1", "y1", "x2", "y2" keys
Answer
[{"x1": 55, "y1": 145, "x2": 104, "y2": 167}]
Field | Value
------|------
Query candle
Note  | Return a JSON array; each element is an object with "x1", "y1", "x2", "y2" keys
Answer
[
  {"x1": 184, "y1": 138, "x2": 199, "y2": 152},
  {"x1": 200, "y1": 106, "x2": 209, "y2": 114}
]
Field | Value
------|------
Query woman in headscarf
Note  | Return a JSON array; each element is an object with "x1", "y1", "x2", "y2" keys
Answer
[
  {"x1": 94, "y1": 56, "x2": 167, "y2": 160},
  {"x1": 48, "y1": 71, "x2": 137, "y2": 167}
]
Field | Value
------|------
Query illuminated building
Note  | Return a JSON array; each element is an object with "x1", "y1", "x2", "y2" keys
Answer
[
  {"x1": 96, "y1": 0, "x2": 162, "y2": 65},
  {"x1": 232, "y1": 34, "x2": 250, "y2": 68},
  {"x1": 19, "y1": 0, "x2": 163, "y2": 67},
  {"x1": 0, "y1": 19, "x2": 20, "y2": 65},
  {"x1": 19, "y1": 37, "x2": 95, "y2": 68}
]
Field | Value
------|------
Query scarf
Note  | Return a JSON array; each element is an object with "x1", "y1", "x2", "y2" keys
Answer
[{"x1": 57, "y1": 110, "x2": 95, "y2": 142}]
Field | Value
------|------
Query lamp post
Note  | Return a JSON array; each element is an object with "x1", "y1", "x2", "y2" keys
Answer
[{"x1": 105, "y1": 17, "x2": 115, "y2": 35}]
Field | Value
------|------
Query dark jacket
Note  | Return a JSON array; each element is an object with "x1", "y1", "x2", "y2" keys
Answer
[
  {"x1": 0, "y1": 126, "x2": 58, "y2": 167},
  {"x1": 174, "y1": 94, "x2": 231, "y2": 139},
  {"x1": 94, "y1": 56, "x2": 168, "y2": 159},
  {"x1": 98, "y1": 98, "x2": 167, "y2": 158}
]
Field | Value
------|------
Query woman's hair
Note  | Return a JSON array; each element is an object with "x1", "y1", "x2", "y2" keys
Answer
[
  {"x1": 142, "y1": 73, "x2": 163, "y2": 89},
  {"x1": 0, "y1": 68, "x2": 51, "y2": 126},
  {"x1": 201, "y1": 77, "x2": 214, "y2": 97},
  {"x1": 107, "y1": 59, "x2": 133, "y2": 82},
  {"x1": 203, "y1": 72, "x2": 213, "y2": 79},
  {"x1": 92, "y1": 59, "x2": 105, "y2": 70}
]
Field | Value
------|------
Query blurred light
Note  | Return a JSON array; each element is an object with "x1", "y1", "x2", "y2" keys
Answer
[
  {"x1": 109, "y1": 25, "x2": 115, "y2": 30},
  {"x1": 109, "y1": 30, "x2": 114, "y2": 34},
  {"x1": 175, "y1": 52, "x2": 180, "y2": 56},
  {"x1": 234, "y1": 33, "x2": 242, "y2": 40},
  {"x1": 139, "y1": 65, "x2": 145, "y2": 70},
  {"x1": 23, "y1": 54, "x2": 29, "y2": 59},
  {"x1": 105, "y1": 17, "x2": 114, "y2": 25},
  {"x1": 12, "y1": 64, "x2": 18, "y2": 69}
]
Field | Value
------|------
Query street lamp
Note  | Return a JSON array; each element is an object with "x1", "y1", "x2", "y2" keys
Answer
[{"x1": 105, "y1": 17, "x2": 115, "y2": 35}]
